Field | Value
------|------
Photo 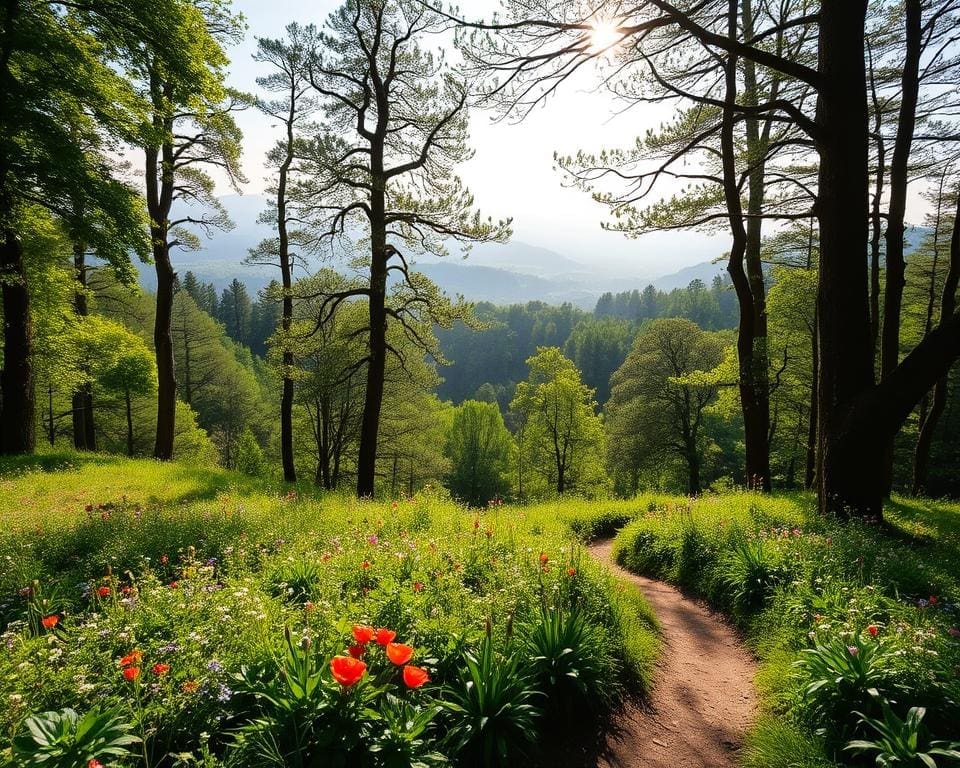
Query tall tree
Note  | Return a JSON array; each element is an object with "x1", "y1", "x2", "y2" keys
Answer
[
  {"x1": 131, "y1": 0, "x2": 246, "y2": 460},
  {"x1": 0, "y1": 1, "x2": 152, "y2": 453},
  {"x1": 445, "y1": 400, "x2": 513, "y2": 506},
  {"x1": 250, "y1": 24, "x2": 318, "y2": 483},
  {"x1": 296, "y1": 0, "x2": 510, "y2": 498}
]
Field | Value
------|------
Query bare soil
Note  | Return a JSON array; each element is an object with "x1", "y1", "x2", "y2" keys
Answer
[{"x1": 569, "y1": 538, "x2": 758, "y2": 768}]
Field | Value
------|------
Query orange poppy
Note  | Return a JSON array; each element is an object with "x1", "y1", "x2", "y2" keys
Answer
[
  {"x1": 403, "y1": 665, "x2": 430, "y2": 689},
  {"x1": 352, "y1": 624, "x2": 375, "y2": 644},
  {"x1": 386, "y1": 642, "x2": 414, "y2": 665},
  {"x1": 152, "y1": 663, "x2": 170, "y2": 676},
  {"x1": 122, "y1": 667, "x2": 141, "y2": 682},
  {"x1": 566, "y1": 567, "x2": 577, "y2": 577},
  {"x1": 374, "y1": 628, "x2": 396, "y2": 646},
  {"x1": 96, "y1": 586, "x2": 111, "y2": 598},
  {"x1": 330, "y1": 655, "x2": 366, "y2": 687},
  {"x1": 41, "y1": 615, "x2": 59, "y2": 630},
  {"x1": 539, "y1": 552, "x2": 549, "y2": 564},
  {"x1": 120, "y1": 650, "x2": 142, "y2": 668}
]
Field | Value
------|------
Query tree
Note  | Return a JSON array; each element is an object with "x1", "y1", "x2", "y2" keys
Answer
[
  {"x1": 606, "y1": 319, "x2": 725, "y2": 495},
  {"x1": 218, "y1": 279, "x2": 253, "y2": 347},
  {"x1": 445, "y1": 400, "x2": 513, "y2": 506},
  {"x1": 250, "y1": 23, "x2": 318, "y2": 483},
  {"x1": 0, "y1": 2, "x2": 154, "y2": 453},
  {"x1": 295, "y1": 0, "x2": 510, "y2": 497},
  {"x1": 129, "y1": 0, "x2": 246, "y2": 460},
  {"x1": 510, "y1": 347, "x2": 605, "y2": 496},
  {"x1": 563, "y1": 316, "x2": 635, "y2": 405}
]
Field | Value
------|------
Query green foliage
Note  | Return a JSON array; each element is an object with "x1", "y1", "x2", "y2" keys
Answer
[
  {"x1": 12, "y1": 707, "x2": 139, "y2": 767},
  {"x1": 444, "y1": 400, "x2": 513, "y2": 506},
  {"x1": 719, "y1": 538, "x2": 786, "y2": 613},
  {"x1": 846, "y1": 690, "x2": 960, "y2": 767},
  {"x1": 443, "y1": 625, "x2": 542, "y2": 766},
  {"x1": 233, "y1": 428, "x2": 267, "y2": 477}
]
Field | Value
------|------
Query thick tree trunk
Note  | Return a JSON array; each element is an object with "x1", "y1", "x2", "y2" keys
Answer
[
  {"x1": 153, "y1": 244, "x2": 176, "y2": 460},
  {"x1": 815, "y1": 0, "x2": 878, "y2": 518},
  {"x1": 912, "y1": 193, "x2": 960, "y2": 495},
  {"x1": 0, "y1": 228, "x2": 34, "y2": 454},
  {"x1": 687, "y1": 449, "x2": 701, "y2": 495},
  {"x1": 879, "y1": 0, "x2": 922, "y2": 495}
]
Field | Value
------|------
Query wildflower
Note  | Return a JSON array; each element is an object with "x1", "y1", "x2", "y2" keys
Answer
[
  {"x1": 413, "y1": 581, "x2": 424, "y2": 593},
  {"x1": 119, "y1": 651, "x2": 142, "y2": 668},
  {"x1": 848, "y1": 646, "x2": 859, "y2": 657},
  {"x1": 96, "y1": 586, "x2": 111, "y2": 598},
  {"x1": 948, "y1": 627, "x2": 960, "y2": 638},
  {"x1": 352, "y1": 624, "x2": 375, "y2": 644},
  {"x1": 182, "y1": 680, "x2": 199, "y2": 694},
  {"x1": 160, "y1": 554, "x2": 169, "y2": 565},
  {"x1": 566, "y1": 567, "x2": 577, "y2": 577},
  {"x1": 123, "y1": 667, "x2": 141, "y2": 682},
  {"x1": 152, "y1": 663, "x2": 170, "y2": 676},
  {"x1": 403, "y1": 665, "x2": 430, "y2": 689},
  {"x1": 87, "y1": 760, "x2": 104, "y2": 768},
  {"x1": 813, "y1": 614, "x2": 823, "y2": 623},
  {"x1": 367, "y1": 535, "x2": 379, "y2": 546},
  {"x1": 207, "y1": 660, "x2": 223, "y2": 673},
  {"x1": 304, "y1": 601, "x2": 315, "y2": 612},
  {"x1": 41, "y1": 615, "x2": 59, "y2": 630},
  {"x1": 867, "y1": 625, "x2": 878, "y2": 637},
  {"x1": 169, "y1": 581, "x2": 179, "y2": 589},
  {"x1": 386, "y1": 642, "x2": 414, "y2": 665},
  {"x1": 539, "y1": 552, "x2": 549, "y2": 564},
  {"x1": 330, "y1": 655, "x2": 366, "y2": 687},
  {"x1": 375, "y1": 628, "x2": 396, "y2": 646},
  {"x1": 361, "y1": 560, "x2": 371, "y2": 570},
  {"x1": 929, "y1": 595, "x2": 939, "y2": 606},
  {"x1": 348, "y1": 644, "x2": 365, "y2": 659}
]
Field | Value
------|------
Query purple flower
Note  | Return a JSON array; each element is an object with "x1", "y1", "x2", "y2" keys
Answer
[
  {"x1": 367, "y1": 535, "x2": 379, "y2": 546},
  {"x1": 207, "y1": 660, "x2": 223, "y2": 673}
]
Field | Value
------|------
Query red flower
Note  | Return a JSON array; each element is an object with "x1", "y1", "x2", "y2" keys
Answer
[
  {"x1": 403, "y1": 665, "x2": 430, "y2": 689},
  {"x1": 41, "y1": 615, "x2": 59, "y2": 630},
  {"x1": 352, "y1": 624, "x2": 375, "y2": 644},
  {"x1": 123, "y1": 666, "x2": 141, "y2": 682},
  {"x1": 348, "y1": 644, "x2": 365, "y2": 659},
  {"x1": 413, "y1": 581, "x2": 424, "y2": 593},
  {"x1": 330, "y1": 655, "x2": 366, "y2": 687},
  {"x1": 539, "y1": 552, "x2": 549, "y2": 564},
  {"x1": 168, "y1": 581, "x2": 179, "y2": 589},
  {"x1": 152, "y1": 663, "x2": 170, "y2": 676},
  {"x1": 87, "y1": 760, "x2": 103, "y2": 768},
  {"x1": 929, "y1": 595, "x2": 939, "y2": 606},
  {"x1": 375, "y1": 628, "x2": 396, "y2": 646},
  {"x1": 566, "y1": 567, "x2": 577, "y2": 577},
  {"x1": 181, "y1": 680, "x2": 198, "y2": 694},
  {"x1": 304, "y1": 601, "x2": 315, "y2": 612},
  {"x1": 120, "y1": 650, "x2": 142, "y2": 668},
  {"x1": 386, "y1": 642, "x2": 414, "y2": 665},
  {"x1": 867, "y1": 625, "x2": 878, "y2": 637},
  {"x1": 948, "y1": 627, "x2": 960, "y2": 638},
  {"x1": 160, "y1": 554, "x2": 169, "y2": 565},
  {"x1": 96, "y1": 586, "x2": 111, "y2": 598},
  {"x1": 361, "y1": 560, "x2": 371, "y2": 570}
]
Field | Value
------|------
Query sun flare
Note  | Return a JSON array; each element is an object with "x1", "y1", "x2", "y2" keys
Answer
[{"x1": 588, "y1": 19, "x2": 623, "y2": 53}]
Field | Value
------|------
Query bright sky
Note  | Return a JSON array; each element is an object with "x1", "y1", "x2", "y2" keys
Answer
[{"x1": 222, "y1": 0, "x2": 929, "y2": 279}]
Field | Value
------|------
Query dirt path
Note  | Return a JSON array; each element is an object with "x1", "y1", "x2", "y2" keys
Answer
[{"x1": 586, "y1": 538, "x2": 758, "y2": 768}]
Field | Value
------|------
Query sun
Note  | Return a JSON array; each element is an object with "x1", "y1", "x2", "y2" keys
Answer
[{"x1": 587, "y1": 19, "x2": 623, "y2": 54}]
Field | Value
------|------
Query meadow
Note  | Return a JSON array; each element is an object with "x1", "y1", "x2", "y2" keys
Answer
[{"x1": 0, "y1": 454, "x2": 657, "y2": 767}]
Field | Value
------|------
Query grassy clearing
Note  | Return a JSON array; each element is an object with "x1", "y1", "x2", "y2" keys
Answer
[
  {"x1": 612, "y1": 492, "x2": 960, "y2": 768},
  {"x1": 0, "y1": 454, "x2": 658, "y2": 767}
]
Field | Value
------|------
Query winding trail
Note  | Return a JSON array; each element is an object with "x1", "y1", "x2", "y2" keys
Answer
[{"x1": 584, "y1": 538, "x2": 758, "y2": 768}]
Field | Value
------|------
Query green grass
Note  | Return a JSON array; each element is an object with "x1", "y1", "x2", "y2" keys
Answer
[
  {"x1": 0, "y1": 453, "x2": 659, "y2": 767},
  {"x1": 611, "y1": 491, "x2": 960, "y2": 768}
]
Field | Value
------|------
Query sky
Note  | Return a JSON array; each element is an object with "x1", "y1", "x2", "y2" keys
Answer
[{"x1": 219, "y1": 0, "x2": 929, "y2": 281}]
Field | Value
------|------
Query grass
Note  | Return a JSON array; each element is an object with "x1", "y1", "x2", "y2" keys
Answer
[
  {"x1": 0, "y1": 452, "x2": 659, "y2": 767},
  {"x1": 611, "y1": 491, "x2": 960, "y2": 768}
]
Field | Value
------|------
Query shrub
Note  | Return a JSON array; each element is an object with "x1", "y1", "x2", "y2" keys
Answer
[{"x1": 12, "y1": 707, "x2": 140, "y2": 767}]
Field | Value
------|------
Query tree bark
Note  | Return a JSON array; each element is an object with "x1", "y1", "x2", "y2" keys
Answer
[
  {"x1": 278, "y1": 91, "x2": 297, "y2": 483},
  {"x1": 71, "y1": 239, "x2": 96, "y2": 450},
  {"x1": 814, "y1": 0, "x2": 877, "y2": 518},
  {"x1": 0, "y1": 227, "x2": 34, "y2": 454},
  {"x1": 879, "y1": 0, "x2": 922, "y2": 495},
  {"x1": 125, "y1": 387, "x2": 134, "y2": 457}
]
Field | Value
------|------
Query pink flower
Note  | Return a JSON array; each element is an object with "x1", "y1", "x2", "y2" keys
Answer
[
  {"x1": 848, "y1": 646, "x2": 859, "y2": 657},
  {"x1": 948, "y1": 627, "x2": 960, "y2": 638}
]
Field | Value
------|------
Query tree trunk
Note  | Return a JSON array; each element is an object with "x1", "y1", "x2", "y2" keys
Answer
[
  {"x1": 815, "y1": 0, "x2": 877, "y2": 518},
  {"x1": 277, "y1": 104, "x2": 297, "y2": 482},
  {"x1": 356, "y1": 156, "x2": 388, "y2": 497},
  {"x1": 687, "y1": 449, "x2": 701, "y2": 495},
  {"x1": 0, "y1": 228, "x2": 35, "y2": 454},
  {"x1": 879, "y1": 0, "x2": 922, "y2": 495},
  {"x1": 724, "y1": 0, "x2": 772, "y2": 492},
  {"x1": 71, "y1": 240, "x2": 96, "y2": 450},
  {"x1": 47, "y1": 384, "x2": 54, "y2": 445},
  {"x1": 153, "y1": 243, "x2": 176, "y2": 460},
  {"x1": 912, "y1": 192, "x2": 960, "y2": 495},
  {"x1": 805, "y1": 313, "x2": 818, "y2": 489}
]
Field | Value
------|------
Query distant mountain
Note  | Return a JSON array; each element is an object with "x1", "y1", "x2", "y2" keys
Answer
[
  {"x1": 136, "y1": 194, "x2": 726, "y2": 307},
  {"x1": 651, "y1": 260, "x2": 727, "y2": 291}
]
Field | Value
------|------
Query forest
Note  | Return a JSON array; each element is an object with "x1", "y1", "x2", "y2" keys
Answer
[{"x1": 2, "y1": 1, "x2": 960, "y2": 767}]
